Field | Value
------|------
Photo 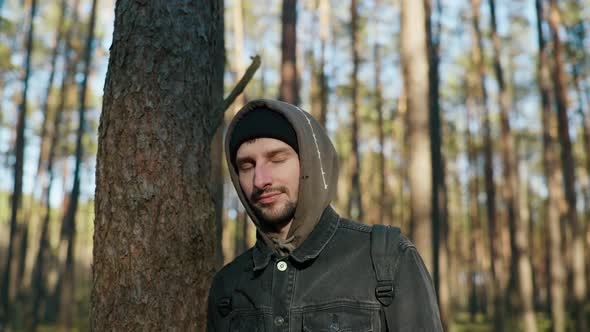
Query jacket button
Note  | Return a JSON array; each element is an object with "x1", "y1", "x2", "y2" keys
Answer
[
  {"x1": 274, "y1": 316, "x2": 285, "y2": 326},
  {"x1": 277, "y1": 261, "x2": 288, "y2": 271},
  {"x1": 329, "y1": 322, "x2": 340, "y2": 331}
]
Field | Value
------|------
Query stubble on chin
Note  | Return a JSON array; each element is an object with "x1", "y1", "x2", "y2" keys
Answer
[{"x1": 251, "y1": 199, "x2": 297, "y2": 227}]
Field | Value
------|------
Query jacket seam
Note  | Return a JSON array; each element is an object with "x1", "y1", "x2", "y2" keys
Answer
[{"x1": 338, "y1": 220, "x2": 371, "y2": 233}]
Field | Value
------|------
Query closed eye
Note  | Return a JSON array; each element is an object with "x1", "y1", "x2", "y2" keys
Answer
[{"x1": 238, "y1": 161, "x2": 254, "y2": 171}]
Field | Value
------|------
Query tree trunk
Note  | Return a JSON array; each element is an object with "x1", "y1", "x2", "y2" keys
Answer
[
  {"x1": 91, "y1": 1, "x2": 224, "y2": 330},
  {"x1": 40, "y1": 1, "x2": 81, "y2": 325},
  {"x1": 279, "y1": 0, "x2": 299, "y2": 105},
  {"x1": 347, "y1": 0, "x2": 363, "y2": 221},
  {"x1": 211, "y1": 124, "x2": 224, "y2": 268},
  {"x1": 32, "y1": 0, "x2": 66, "y2": 192},
  {"x1": 470, "y1": 0, "x2": 505, "y2": 329},
  {"x1": 18, "y1": 0, "x2": 67, "y2": 299},
  {"x1": 0, "y1": 0, "x2": 37, "y2": 323},
  {"x1": 318, "y1": 0, "x2": 329, "y2": 128},
  {"x1": 488, "y1": 0, "x2": 537, "y2": 330},
  {"x1": 30, "y1": 2, "x2": 74, "y2": 328},
  {"x1": 536, "y1": 1, "x2": 566, "y2": 331},
  {"x1": 374, "y1": 44, "x2": 386, "y2": 225},
  {"x1": 424, "y1": 0, "x2": 450, "y2": 328},
  {"x1": 401, "y1": 0, "x2": 432, "y2": 271},
  {"x1": 547, "y1": 2, "x2": 587, "y2": 331},
  {"x1": 465, "y1": 80, "x2": 484, "y2": 321},
  {"x1": 53, "y1": 1, "x2": 98, "y2": 328},
  {"x1": 30, "y1": 55, "x2": 67, "y2": 331}
]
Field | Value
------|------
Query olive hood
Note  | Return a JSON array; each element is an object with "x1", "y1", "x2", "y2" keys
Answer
[{"x1": 224, "y1": 99, "x2": 339, "y2": 256}]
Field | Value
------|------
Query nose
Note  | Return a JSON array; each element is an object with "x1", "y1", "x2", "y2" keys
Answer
[{"x1": 253, "y1": 163, "x2": 272, "y2": 190}]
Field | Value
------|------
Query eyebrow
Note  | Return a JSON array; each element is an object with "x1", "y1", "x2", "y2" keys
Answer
[
  {"x1": 236, "y1": 147, "x2": 294, "y2": 166},
  {"x1": 265, "y1": 147, "x2": 293, "y2": 158}
]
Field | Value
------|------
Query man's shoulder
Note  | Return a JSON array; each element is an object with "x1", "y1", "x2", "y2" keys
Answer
[
  {"x1": 337, "y1": 218, "x2": 373, "y2": 233},
  {"x1": 336, "y1": 219, "x2": 416, "y2": 253}
]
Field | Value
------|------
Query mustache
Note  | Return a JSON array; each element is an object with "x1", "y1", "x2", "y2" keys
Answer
[{"x1": 251, "y1": 186, "x2": 288, "y2": 202}]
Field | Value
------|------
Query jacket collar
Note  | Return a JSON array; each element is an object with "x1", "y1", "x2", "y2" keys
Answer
[{"x1": 252, "y1": 206, "x2": 340, "y2": 271}]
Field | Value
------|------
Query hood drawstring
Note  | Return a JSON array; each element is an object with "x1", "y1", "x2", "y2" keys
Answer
[{"x1": 270, "y1": 235, "x2": 297, "y2": 256}]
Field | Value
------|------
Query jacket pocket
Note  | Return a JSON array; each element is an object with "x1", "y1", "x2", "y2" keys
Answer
[
  {"x1": 229, "y1": 311, "x2": 265, "y2": 332},
  {"x1": 302, "y1": 308, "x2": 373, "y2": 332}
]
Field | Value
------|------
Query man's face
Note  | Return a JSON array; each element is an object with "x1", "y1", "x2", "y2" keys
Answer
[{"x1": 235, "y1": 138, "x2": 300, "y2": 228}]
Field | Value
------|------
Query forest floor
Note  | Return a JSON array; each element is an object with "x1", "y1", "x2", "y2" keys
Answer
[{"x1": 451, "y1": 308, "x2": 590, "y2": 332}]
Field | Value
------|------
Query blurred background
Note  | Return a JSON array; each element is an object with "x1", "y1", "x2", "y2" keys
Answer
[{"x1": 1, "y1": 0, "x2": 590, "y2": 331}]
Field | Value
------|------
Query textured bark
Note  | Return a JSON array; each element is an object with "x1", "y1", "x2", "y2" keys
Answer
[
  {"x1": 279, "y1": 0, "x2": 299, "y2": 105},
  {"x1": 211, "y1": 125, "x2": 224, "y2": 268},
  {"x1": 536, "y1": 1, "x2": 566, "y2": 331},
  {"x1": 91, "y1": 1, "x2": 224, "y2": 330},
  {"x1": 401, "y1": 0, "x2": 432, "y2": 271},
  {"x1": 425, "y1": 0, "x2": 449, "y2": 328},
  {"x1": 0, "y1": 0, "x2": 37, "y2": 322},
  {"x1": 470, "y1": 0, "x2": 504, "y2": 329},
  {"x1": 347, "y1": 0, "x2": 363, "y2": 221},
  {"x1": 488, "y1": 1, "x2": 537, "y2": 330},
  {"x1": 547, "y1": 2, "x2": 588, "y2": 331}
]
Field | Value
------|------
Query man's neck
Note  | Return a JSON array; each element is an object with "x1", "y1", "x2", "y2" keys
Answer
[{"x1": 268, "y1": 219, "x2": 293, "y2": 240}]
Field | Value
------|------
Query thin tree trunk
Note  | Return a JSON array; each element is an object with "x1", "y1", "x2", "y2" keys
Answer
[
  {"x1": 30, "y1": 60, "x2": 67, "y2": 331},
  {"x1": 32, "y1": 0, "x2": 66, "y2": 192},
  {"x1": 0, "y1": 0, "x2": 37, "y2": 323},
  {"x1": 547, "y1": 2, "x2": 588, "y2": 331},
  {"x1": 54, "y1": 1, "x2": 98, "y2": 329},
  {"x1": 211, "y1": 124, "x2": 224, "y2": 268},
  {"x1": 536, "y1": 1, "x2": 566, "y2": 330},
  {"x1": 401, "y1": 0, "x2": 432, "y2": 271},
  {"x1": 374, "y1": 44, "x2": 386, "y2": 225},
  {"x1": 465, "y1": 82, "x2": 483, "y2": 321},
  {"x1": 91, "y1": 1, "x2": 224, "y2": 330},
  {"x1": 488, "y1": 0, "x2": 537, "y2": 330},
  {"x1": 347, "y1": 0, "x2": 363, "y2": 221},
  {"x1": 41, "y1": 0, "x2": 81, "y2": 324},
  {"x1": 279, "y1": 0, "x2": 299, "y2": 105},
  {"x1": 470, "y1": 0, "x2": 504, "y2": 329},
  {"x1": 30, "y1": 2, "x2": 74, "y2": 327},
  {"x1": 425, "y1": 0, "x2": 449, "y2": 328},
  {"x1": 318, "y1": 0, "x2": 329, "y2": 128},
  {"x1": 19, "y1": 0, "x2": 67, "y2": 298}
]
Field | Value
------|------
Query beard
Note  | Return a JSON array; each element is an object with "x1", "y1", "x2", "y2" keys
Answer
[{"x1": 249, "y1": 186, "x2": 297, "y2": 227}]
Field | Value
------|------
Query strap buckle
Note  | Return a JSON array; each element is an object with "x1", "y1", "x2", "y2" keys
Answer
[
  {"x1": 217, "y1": 297, "x2": 232, "y2": 317},
  {"x1": 375, "y1": 281, "x2": 394, "y2": 306}
]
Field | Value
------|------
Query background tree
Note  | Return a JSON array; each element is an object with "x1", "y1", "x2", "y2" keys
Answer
[
  {"x1": 400, "y1": 0, "x2": 433, "y2": 271},
  {"x1": 547, "y1": 1, "x2": 588, "y2": 331},
  {"x1": 488, "y1": 0, "x2": 537, "y2": 330},
  {"x1": 279, "y1": 0, "x2": 299, "y2": 104},
  {"x1": 0, "y1": 0, "x2": 37, "y2": 323},
  {"x1": 536, "y1": 2, "x2": 566, "y2": 331}
]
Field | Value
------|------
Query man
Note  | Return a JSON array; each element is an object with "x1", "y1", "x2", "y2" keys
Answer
[{"x1": 207, "y1": 99, "x2": 443, "y2": 331}]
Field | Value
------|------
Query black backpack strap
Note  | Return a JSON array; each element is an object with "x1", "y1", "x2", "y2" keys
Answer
[{"x1": 371, "y1": 224, "x2": 402, "y2": 330}]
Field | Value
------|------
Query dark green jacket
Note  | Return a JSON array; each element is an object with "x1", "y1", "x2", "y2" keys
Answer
[{"x1": 208, "y1": 99, "x2": 443, "y2": 331}]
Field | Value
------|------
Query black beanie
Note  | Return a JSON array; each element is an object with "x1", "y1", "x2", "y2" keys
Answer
[{"x1": 229, "y1": 107, "x2": 299, "y2": 167}]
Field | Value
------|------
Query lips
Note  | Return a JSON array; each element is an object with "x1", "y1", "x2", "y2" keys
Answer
[{"x1": 257, "y1": 192, "x2": 282, "y2": 204}]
